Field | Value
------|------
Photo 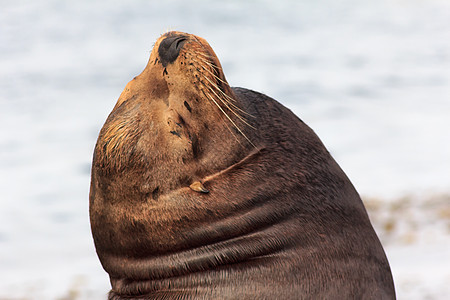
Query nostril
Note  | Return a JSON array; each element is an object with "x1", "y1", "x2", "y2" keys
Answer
[
  {"x1": 175, "y1": 37, "x2": 186, "y2": 50},
  {"x1": 158, "y1": 35, "x2": 188, "y2": 67}
]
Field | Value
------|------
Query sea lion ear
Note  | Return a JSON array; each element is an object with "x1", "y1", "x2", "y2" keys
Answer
[{"x1": 189, "y1": 181, "x2": 209, "y2": 193}]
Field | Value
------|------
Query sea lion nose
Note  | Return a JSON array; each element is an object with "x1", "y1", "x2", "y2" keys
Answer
[{"x1": 158, "y1": 34, "x2": 188, "y2": 67}]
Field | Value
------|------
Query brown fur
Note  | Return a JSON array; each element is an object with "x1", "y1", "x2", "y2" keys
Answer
[{"x1": 90, "y1": 31, "x2": 396, "y2": 299}]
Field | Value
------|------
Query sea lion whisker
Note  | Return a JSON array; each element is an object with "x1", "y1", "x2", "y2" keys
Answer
[
  {"x1": 193, "y1": 63, "x2": 255, "y2": 119},
  {"x1": 193, "y1": 56, "x2": 227, "y2": 80},
  {"x1": 201, "y1": 74, "x2": 255, "y2": 129},
  {"x1": 209, "y1": 88, "x2": 255, "y2": 130},
  {"x1": 195, "y1": 51, "x2": 217, "y2": 61},
  {"x1": 212, "y1": 88, "x2": 255, "y2": 122},
  {"x1": 190, "y1": 36, "x2": 210, "y2": 52},
  {"x1": 192, "y1": 67, "x2": 250, "y2": 114},
  {"x1": 203, "y1": 74, "x2": 255, "y2": 119},
  {"x1": 191, "y1": 57, "x2": 248, "y2": 112},
  {"x1": 191, "y1": 59, "x2": 244, "y2": 106},
  {"x1": 190, "y1": 51, "x2": 255, "y2": 142},
  {"x1": 193, "y1": 54, "x2": 219, "y2": 66},
  {"x1": 204, "y1": 91, "x2": 255, "y2": 147},
  {"x1": 200, "y1": 90, "x2": 244, "y2": 147},
  {"x1": 204, "y1": 82, "x2": 255, "y2": 130},
  {"x1": 200, "y1": 74, "x2": 243, "y2": 114},
  {"x1": 191, "y1": 58, "x2": 229, "y2": 85}
]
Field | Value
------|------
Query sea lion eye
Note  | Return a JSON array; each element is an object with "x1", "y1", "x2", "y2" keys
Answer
[{"x1": 184, "y1": 101, "x2": 192, "y2": 112}]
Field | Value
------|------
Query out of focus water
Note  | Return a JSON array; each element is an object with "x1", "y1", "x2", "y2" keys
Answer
[{"x1": 0, "y1": 0, "x2": 449, "y2": 298}]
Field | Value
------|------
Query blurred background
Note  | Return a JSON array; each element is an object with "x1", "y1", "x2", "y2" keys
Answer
[{"x1": 0, "y1": 0, "x2": 449, "y2": 298}]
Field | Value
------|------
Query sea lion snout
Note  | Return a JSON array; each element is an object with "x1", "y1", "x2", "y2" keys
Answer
[{"x1": 158, "y1": 33, "x2": 188, "y2": 67}]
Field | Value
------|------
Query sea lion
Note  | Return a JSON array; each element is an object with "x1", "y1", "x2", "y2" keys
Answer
[{"x1": 89, "y1": 31, "x2": 395, "y2": 299}]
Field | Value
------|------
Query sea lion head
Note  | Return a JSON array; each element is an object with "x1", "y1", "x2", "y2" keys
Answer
[
  {"x1": 118, "y1": 31, "x2": 237, "y2": 122},
  {"x1": 95, "y1": 31, "x2": 253, "y2": 197}
]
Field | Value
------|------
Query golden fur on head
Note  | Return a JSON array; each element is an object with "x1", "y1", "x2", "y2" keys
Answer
[
  {"x1": 100, "y1": 103, "x2": 141, "y2": 171},
  {"x1": 94, "y1": 31, "x2": 254, "y2": 179}
]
